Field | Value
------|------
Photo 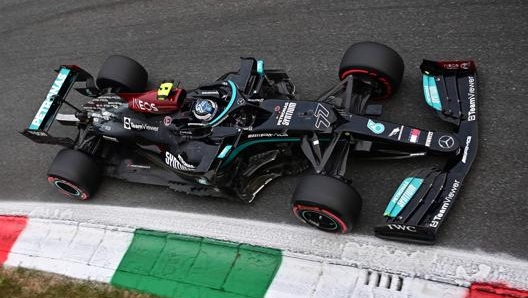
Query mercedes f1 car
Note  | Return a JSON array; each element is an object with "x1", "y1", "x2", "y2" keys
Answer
[{"x1": 22, "y1": 41, "x2": 478, "y2": 243}]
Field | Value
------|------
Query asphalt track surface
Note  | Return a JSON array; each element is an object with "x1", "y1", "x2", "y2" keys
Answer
[{"x1": 0, "y1": 0, "x2": 527, "y2": 259}]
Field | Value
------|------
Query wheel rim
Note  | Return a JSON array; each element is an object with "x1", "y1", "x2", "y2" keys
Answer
[
  {"x1": 55, "y1": 181, "x2": 80, "y2": 196},
  {"x1": 340, "y1": 68, "x2": 393, "y2": 99},
  {"x1": 299, "y1": 210, "x2": 339, "y2": 231},
  {"x1": 293, "y1": 204, "x2": 348, "y2": 233},
  {"x1": 48, "y1": 177, "x2": 88, "y2": 200}
]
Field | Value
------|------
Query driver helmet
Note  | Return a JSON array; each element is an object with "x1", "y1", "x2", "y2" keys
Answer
[{"x1": 193, "y1": 99, "x2": 218, "y2": 121}]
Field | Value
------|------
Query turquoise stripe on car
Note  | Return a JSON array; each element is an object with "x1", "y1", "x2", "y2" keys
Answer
[
  {"x1": 208, "y1": 80, "x2": 237, "y2": 126},
  {"x1": 257, "y1": 60, "x2": 264, "y2": 75},
  {"x1": 384, "y1": 177, "x2": 424, "y2": 218},
  {"x1": 217, "y1": 145, "x2": 233, "y2": 159},
  {"x1": 422, "y1": 75, "x2": 442, "y2": 111},
  {"x1": 422, "y1": 74, "x2": 433, "y2": 107},
  {"x1": 29, "y1": 67, "x2": 71, "y2": 130},
  {"x1": 222, "y1": 138, "x2": 300, "y2": 166}
]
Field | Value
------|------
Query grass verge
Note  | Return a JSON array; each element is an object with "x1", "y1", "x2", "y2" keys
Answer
[{"x1": 0, "y1": 266, "x2": 159, "y2": 298}]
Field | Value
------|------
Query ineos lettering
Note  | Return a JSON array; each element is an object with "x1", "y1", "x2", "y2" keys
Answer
[{"x1": 133, "y1": 99, "x2": 159, "y2": 112}]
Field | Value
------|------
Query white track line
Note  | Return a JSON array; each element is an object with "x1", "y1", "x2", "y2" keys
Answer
[
  {"x1": 1, "y1": 201, "x2": 527, "y2": 290},
  {"x1": 265, "y1": 255, "x2": 467, "y2": 298},
  {"x1": 5, "y1": 218, "x2": 133, "y2": 282}
]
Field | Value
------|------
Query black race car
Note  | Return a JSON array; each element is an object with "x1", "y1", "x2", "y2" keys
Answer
[{"x1": 22, "y1": 41, "x2": 478, "y2": 243}]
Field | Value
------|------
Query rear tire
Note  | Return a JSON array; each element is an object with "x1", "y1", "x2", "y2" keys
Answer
[
  {"x1": 96, "y1": 55, "x2": 148, "y2": 92},
  {"x1": 339, "y1": 41, "x2": 404, "y2": 99},
  {"x1": 47, "y1": 149, "x2": 102, "y2": 200},
  {"x1": 291, "y1": 175, "x2": 362, "y2": 233}
]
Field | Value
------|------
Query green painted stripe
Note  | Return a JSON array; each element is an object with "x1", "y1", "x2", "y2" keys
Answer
[
  {"x1": 111, "y1": 229, "x2": 282, "y2": 298},
  {"x1": 222, "y1": 137, "x2": 301, "y2": 166}
]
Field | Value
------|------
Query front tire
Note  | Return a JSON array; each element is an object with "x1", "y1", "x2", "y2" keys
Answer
[
  {"x1": 291, "y1": 175, "x2": 362, "y2": 233},
  {"x1": 47, "y1": 149, "x2": 102, "y2": 200},
  {"x1": 339, "y1": 41, "x2": 404, "y2": 99}
]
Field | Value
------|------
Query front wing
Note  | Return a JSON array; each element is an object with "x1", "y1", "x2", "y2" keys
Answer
[{"x1": 374, "y1": 60, "x2": 478, "y2": 243}]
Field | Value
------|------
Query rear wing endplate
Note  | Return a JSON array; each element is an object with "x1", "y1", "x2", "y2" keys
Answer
[{"x1": 21, "y1": 65, "x2": 93, "y2": 147}]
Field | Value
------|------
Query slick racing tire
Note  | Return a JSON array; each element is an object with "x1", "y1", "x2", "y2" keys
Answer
[
  {"x1": 96, "y1": 55, "x2": 148, "y2": 92},
  {"x1": 47, "y1": 149, "x2": 102, "y2": 200},
  {"x1": 291, "y1": 175, "x2": 362, "y2": 233},
  {"x1": 339, "y1": 41, "x2": 404, "y2": 99}
]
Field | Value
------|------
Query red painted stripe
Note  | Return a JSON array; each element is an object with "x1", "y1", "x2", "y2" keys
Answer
[
  {"x1": 0, "y1": 216, "x2": 28, "y2": 265},
  {"x1": 467, "y1": 283, "x2": 528, "y2": 298}
]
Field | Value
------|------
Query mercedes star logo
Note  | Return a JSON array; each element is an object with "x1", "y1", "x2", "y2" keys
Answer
[{"x1": 438, "y1": 135, "x2": 455, "y2": 149}]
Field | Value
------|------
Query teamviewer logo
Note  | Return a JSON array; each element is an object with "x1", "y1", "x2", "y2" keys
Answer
[{"x1": 123, "y1": 117, "x2": 131, "y2": 130}]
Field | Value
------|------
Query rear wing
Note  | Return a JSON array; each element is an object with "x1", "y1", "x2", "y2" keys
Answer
[
  {"x1": 375, "y1": 60, "x2": 478, "y2": 243},
  {"x1": 20, "y1": 65, "x2": 94, "y2": 146}
]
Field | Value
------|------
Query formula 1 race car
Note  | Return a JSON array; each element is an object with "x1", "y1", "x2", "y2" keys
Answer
[{"x1": 22, "y1": 41, "x2": 478, "y2": 243}]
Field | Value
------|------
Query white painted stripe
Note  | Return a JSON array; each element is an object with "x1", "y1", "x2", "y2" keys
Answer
[
  {"x1": 348, "y1": 272, "x2": 468, "y2": 298},
  {"x1": 2, "y1": 217, "x2": 469, "y2": 298},
  {"x1": 5, "y1": 217, "x2": 134, "y2": 283},
  {"x1": 265, "y1": 256, "x2": 321, "y2": 298},
  {"x1": 88, "y1": 226, "x2": 134, "y2": 271},
  {"x1": 5, "y1": 218, "x2": 52, "y2": 258},
  {"x1": 36, "y1": 219, "x2": 78, "y2": 259},
  {"x1": 403, "y1": 278, "x2": 468, "y2": 298},
  {"x1": 61, "y1": 223, "x2": 106, "y2": 264},
  {"x1": 312, "y1": 263, "x2": 359, "y2": 298},
  {"x1": 266, "y1": 254, "x2": 466, "y2": 298},
  {"x1": 1, "y1": 202, "x2": 527, "y2": 291}
]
